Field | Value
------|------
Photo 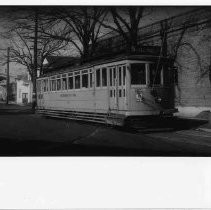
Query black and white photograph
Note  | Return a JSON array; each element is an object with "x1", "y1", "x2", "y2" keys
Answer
[
  {"x1": 0, "y1": 6, "x2": 211, "y2": 156},
  {"x1": 0, "y1": 3, "x2": 211, "y2": 209}
]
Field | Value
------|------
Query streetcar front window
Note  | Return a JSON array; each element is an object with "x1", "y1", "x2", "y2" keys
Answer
[
  {"x1": 149, "y1": 63, "x2": 162, "y2": 85},
  {"x1": 131, "y1": 63, "x2": 146, "y2": 85}
]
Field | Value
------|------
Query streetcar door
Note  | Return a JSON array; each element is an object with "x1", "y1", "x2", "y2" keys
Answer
[
  {"x1": 117, "y1": 65, "x2": 127, "y2": 111},
  {"x1": 109, "y1": 66, "x2": 118, "y2": 110}
]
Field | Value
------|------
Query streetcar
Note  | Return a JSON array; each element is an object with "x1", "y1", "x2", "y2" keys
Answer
[{"x1": 36, "y1": 53, "x2": 177, "y2": 126}]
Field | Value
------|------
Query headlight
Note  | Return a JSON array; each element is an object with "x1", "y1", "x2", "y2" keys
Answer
[
  {"x1": 136, "y1": 89, "x2": 144, "y2": 102},
  {"x1": 156, "y1": 97, "x2": 162, "y2": 103}
]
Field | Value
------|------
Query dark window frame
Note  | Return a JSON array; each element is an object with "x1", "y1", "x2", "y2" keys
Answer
[
  {"x1": 96, "y1": 68, "x2": 101, "y2": 87},
  {"x1": 82, "y1": 73, "x2": 88, "y2": 88},
  {"x1": 102, "y1": 67, "x2": 107, "y2": 87},
  {"x1": 75, "y1": 75, "x2": 81, "y2": 89},
  {"x1": 149, "y1": 63, "x2": 162, "y2": 85},
  {"x1": 68, "y1": 76, "x2": 74, "y2": 90},
  {"x1": 130, "y1": 63, "x2": 147, "y2": 85}
]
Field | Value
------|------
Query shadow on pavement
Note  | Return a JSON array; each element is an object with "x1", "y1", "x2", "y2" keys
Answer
[
  {"x1": 0, "y1": 112, "x2": 210, "y2": 156},
  {"x1": 120, "y1": 116, "x2": 208, "y2": 134},
  {"x1": 0, "y1": 137, "x2": 211, "y2": 157}
]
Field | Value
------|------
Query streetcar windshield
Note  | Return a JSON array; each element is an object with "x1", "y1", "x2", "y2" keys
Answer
[
  {"x1": 149, "y1": 63, "x2": 162, "y2": 85},
  {"x1": 131, "y1": 63, "x2": 146, "y2": 85}
]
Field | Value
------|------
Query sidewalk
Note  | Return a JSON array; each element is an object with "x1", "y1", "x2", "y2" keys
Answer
[
  {"x1": 197, "y1": 123, "x2": 211, "y2": 132},
  {"x1": 176, "y1": 110, "x2": 211, "y2": 133},
  {"x1": 0, "y1": 102, "x2": 32, "y2": 113}
]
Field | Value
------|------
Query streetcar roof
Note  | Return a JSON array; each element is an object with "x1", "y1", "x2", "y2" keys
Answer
[
  {"x1": 43, "y1": 56, "x2": 80, "y2": 70},
  {"x1": 39, "y1": 53, "x2": 170, "y2": 78}
]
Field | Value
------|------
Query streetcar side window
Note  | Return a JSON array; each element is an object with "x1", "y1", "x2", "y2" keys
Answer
[
  {"x1": 62, "y1": 74, "x2": 67, "y2": 90},
  {"x1": 109, "y1": 68, "x2": 113, "y2": 86},
  {"x1": 131, "y1": 63, "x2": 146, "y2": 85},
  {"x1": 41, "y1": 80, "x2": 44, "y2": 92},
  {"x1": 68, "y1": 77, "x2": 73, "y2": 89},
  {"x1": 82, "y1": 70, "x2": 88, "y2": 88},
  {"x1": 50, "y1": 77, "x2": 55, "y2": 91},
  {"x1": 44, "y1": 79, "x2": 48, "y2": 92},
  {"x1": 119, "y1": 66, "x2": 122, "y2": 86},
  {"x1": 56, "y1": 77, "x2": 61, "y2": 91},
  {"x1": 123, "y1": 66, "x2": 126, "y2": 85},
  {"x1": 149, "y1": 63, "x2": 162, "y2": 85},
  {"x1": 89, "y1": 69, "x2": 93, "y2": 88},
  {"x1": 43, "y1": 80, "x2": 45, "y2": 92},
  {"x1": 75, "y1": 71, "x2": 80, "y2": 89},
  {"x1": 49, "y1": 79, "x2": 52, "y2": 91},
  {"x1": 96, "y1": 68, "x2": 101, "y2": 87},
  {"x1": 113, "y1": 68, "x2": 116, "y2": 83},
  {"x1": 44, "y1": 79, "x2": 47, "y2": 92},
  {"x1": 52, "y1": 79, "x2": 56, "y2": 91},
  {"x1": 102, "y1": 68, "x2": 107, "y2": 87},
  {"x1": 46, "y1": 79, "x2": 49, "y2": 91}
]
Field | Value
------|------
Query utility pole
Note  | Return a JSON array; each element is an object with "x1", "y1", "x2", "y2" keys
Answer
[{"x1": 6, "y1": 47, "x2": 10, "y2": 105}]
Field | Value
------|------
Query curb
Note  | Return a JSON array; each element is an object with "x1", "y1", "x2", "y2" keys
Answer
[
  {"x1": 197, "y1": 127, "x2": 211, "y2": 133},
  {"x1": 0, "y1": 109, "x2": 34, "y2": 114},
  {"x1": 176, "y1": 116, "x2": 208, "y2": 122}
]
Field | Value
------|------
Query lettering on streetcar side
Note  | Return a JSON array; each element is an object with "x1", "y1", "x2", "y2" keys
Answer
[{"x1": 60, "y1": 93, "x2": 76, "y2": 97}]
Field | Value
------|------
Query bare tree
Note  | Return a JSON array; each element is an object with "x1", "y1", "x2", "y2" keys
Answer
[
  {"x1": 99, "y1": 7, "x2": 145, "y2": 53},
  {"x1": 40, "y1": 6, "x2": 108, "y2": 62},
  {"x1": 8, "y1": 28, "x2": 68, "y2": 76},
  {"x1": 0, "y1": 7, "x2": 69, "y2": 107}
]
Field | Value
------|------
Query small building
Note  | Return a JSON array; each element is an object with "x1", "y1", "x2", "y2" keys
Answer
[
  {"x1": 16, "y1": 74, "x2": 33, "y2": 104},
  {"x1": 0, "y1": 82, "x2": 6, "y2": 101},
  {"x1": 0, "y1": 73, "x2": 6, "y2": 101},
  {"x1": 0, "y1": 72, "x2": 18, "y2": 102}
]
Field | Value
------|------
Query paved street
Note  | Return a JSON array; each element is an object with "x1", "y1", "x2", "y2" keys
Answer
[{"x1": 0, "y1": 104, "x2": 211, "y2": 156}]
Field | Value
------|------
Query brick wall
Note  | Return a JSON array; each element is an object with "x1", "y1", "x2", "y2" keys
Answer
[
  {"x1": 140, "y1": 19, "x2": 211, "y2": 109},
  {"x1": 172, "y1": 25, "x2": 211, "y2": 108}
]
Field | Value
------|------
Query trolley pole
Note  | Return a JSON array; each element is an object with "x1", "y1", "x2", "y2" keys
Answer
[{"x1": 6, "y1": 47, "x2": 10, "y2": 105}]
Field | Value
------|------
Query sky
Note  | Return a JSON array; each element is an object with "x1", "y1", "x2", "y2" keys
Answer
[{"x1": 0, "y1": 6, "x2": 200, "y2": 78}]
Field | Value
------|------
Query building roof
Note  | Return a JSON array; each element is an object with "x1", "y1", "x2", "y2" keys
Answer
[{"x1": 16, "y1": 74, "x2": 30, "y2": 83}]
